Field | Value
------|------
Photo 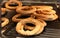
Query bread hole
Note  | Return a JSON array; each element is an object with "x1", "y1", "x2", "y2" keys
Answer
[
  {"x1": 23, "y1": 23, "x2": 35, "y2": 31},
  {"x1": 36, "y1": 11, "x2": 41, "y2": 14},
  {"x1": 9, "y1": 3, "x2": 18, "y2": 7},
  {"x1": 26, "y1": 23, "x2": 35, "y2": 27},
  {"x1": 18, "y1": 15, "x2": 31, "y2": 19}
]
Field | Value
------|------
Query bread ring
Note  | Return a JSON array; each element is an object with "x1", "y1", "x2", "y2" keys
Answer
[
  {"x1": 24, "y1": 19, "x2": 47, "y2": 30},
  {"x1": 5, "y1": 0, "x2": 22, "y2": 10},
  {"x1": 24, "y1": 25, "x2": 44, "y2": 35},
  {"x1": 1, "y1": 17, "x2": 9, "y2": 27},
  {"x1": 34, "y1": 12, "x2": 55, "y2": 19},
  {"x1": 24, "y1": 19, "x2": 47, "y2": 35},
  {"x1": 16, "y1": 18, "x2": 44, "y2": 36},
  {"x1": 32, "y1": 6, "x2": 53, "y2": 10},
  {"x1": 37, "y1": 14, "x2": 58, "y2": 21},
  {"x1": 12, "y1": 14, "x2": 33, "y2": 22},
  {"x1": 37, "y1": 9, "x2": 56, "y2": 14},
  {"x1": 16, "y1": 6, "x2": 36, "y2": 15}
]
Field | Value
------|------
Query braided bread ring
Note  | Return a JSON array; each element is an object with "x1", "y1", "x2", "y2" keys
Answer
[
  {"x1": 16, "y1": 18, "x2": 44, "y2": 36},
  {"x1": 24, "y1": 25, "x2": 44, "y2": 35},
  {"x1": 24, "y1": 19, "x2": 47, "y2": 35}
]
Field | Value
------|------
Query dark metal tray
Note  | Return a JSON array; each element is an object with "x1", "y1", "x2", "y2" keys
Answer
[{"x1": 1, "y1": 0, "x2": 60, "y2": 38}]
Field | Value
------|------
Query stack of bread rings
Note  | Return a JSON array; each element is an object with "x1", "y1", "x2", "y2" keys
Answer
[
  {"x1": 1, "y1": 0, "x2": 58, "y2": 36},
  {"x1": 31, "y1": 6, "x2": 58, "y2": 21}
]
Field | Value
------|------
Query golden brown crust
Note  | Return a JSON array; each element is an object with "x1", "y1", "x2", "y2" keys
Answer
[
  {"x1": 37, "y1": 14, "x2": 58, "y2": 21},
  {"x1": 16, "y1": 6, "x2": 36, "y2": 15},
  {"x1": 1, "y1": 3, "x2": 58, "y2": 36},
  {"x1": 24, "y1": 19, "x2": 47, "y2": 35},
  {"x1": 5, "y1": 0, "x2": 22, "y2": 10},
  {"x1": 34, "y1": 12, "x2": 55, "y2": 18},
  {"x1": 24, "y1": 19, "x2": 47, "y2": 30},
  {"x1": 24, "y1": 25, "x2": 35, "y2": 30},
  {"x1": 16, "y1": 18, "x2": 44, "y2": 36},
  {"x1": 33, "y1": 9, "x2": 58, "y2": 21},
  {"x1": 37, "y1": 9, "x2": 56, "y2": 14},
  {"x1": 32, "y1": 6, "x2": 53, "y2": 10},
  {"x1": 1, "y1": 17, "x2": 9, "y2": 27},
  {"x1": 12, "y1": 14, "x2": 34, "y2": 22}
]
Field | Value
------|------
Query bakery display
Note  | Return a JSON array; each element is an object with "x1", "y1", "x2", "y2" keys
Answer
[{"x1": 1, "y1": 0, "x2": 59, "y2": 36}]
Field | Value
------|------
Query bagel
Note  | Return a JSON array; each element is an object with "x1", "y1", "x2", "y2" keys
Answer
[
  {"x1": 16, "y1": 18, "x2": 44, "y2": 36},
  {"x1": 5, "y1": 0, "x2": 22, "y2": 10},
  {"x1": 1, "y1": 17, "x2": 9, "y2": 27},
  {"x1": 16, "y1": 6, "x2": 36, "y2": 15}
]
